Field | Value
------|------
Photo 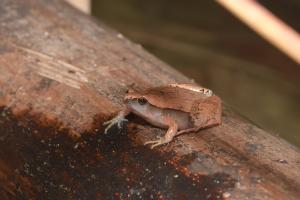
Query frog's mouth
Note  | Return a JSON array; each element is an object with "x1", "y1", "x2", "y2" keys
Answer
[
  {"x1": 124, "y1": 96, "x2": 149, "y2": 106},
  {"x1": 124, "y1": 96, "x2": 136, "y2": 103},
  {"x1": 126, "y1": 98, "x2": 150, "y2": 114},
  {"x1": 124, "y1": 93, "x2": 143, "y2": 102}
]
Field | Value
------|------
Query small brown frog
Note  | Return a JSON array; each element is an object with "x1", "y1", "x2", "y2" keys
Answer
[{"x1": 103, "y1": 84, "x2": 222, "y2": 148}]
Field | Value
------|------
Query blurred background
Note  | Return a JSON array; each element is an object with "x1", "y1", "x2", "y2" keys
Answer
[{"x1": 67, "y1": 0, "x2": 300, "y2": 148}]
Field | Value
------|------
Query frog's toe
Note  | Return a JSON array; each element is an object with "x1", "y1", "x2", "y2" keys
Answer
[
  {"x1": 144, "y1": 137, "x2": 171, "y2": 149},
  {"x1": 103, "y1": 122, "x2": 115, "y2": 134},
  {"x1": 117, "y1": 118, "x2": 128, "y2": 128},
  {"x1": 103, "y1": 119, "x2": 113, "y2": 126},
  {"x1": 103, "y1": 117, "x2": 127, "y2": 134}
]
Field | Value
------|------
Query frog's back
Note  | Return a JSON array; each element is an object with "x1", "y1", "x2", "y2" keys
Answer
[{"x1": 141, "y1": 85, "x2": 208, "y2": 113}]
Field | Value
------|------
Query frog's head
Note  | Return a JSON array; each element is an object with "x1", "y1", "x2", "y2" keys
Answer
[{"x1": 124, "y1": 89, "x2": 149, "y2": 112}]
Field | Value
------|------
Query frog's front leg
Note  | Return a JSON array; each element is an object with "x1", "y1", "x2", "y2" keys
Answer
[
  {"x1": 103, "y1": 107, "x2": 131, "y2": 134},
  {"x1": 144, "y1": 116, "x2": 178, "y2": 148}
]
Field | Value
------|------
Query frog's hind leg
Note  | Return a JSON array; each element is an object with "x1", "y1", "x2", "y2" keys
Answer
[
  {"x1": 190, "y1": 96, "x2": 222, "y2": 129},
  {"x1": 176, "y1": 96, "x2": 222, "y2": 136},
  {"x1": 176, "y1": 127, "x2": 199, "y2": 135},
  {"x1": 144, "y1": 116, "x2": 178, "y2": 148}
]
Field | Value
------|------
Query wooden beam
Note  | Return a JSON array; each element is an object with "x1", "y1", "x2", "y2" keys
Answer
[{"x1": 0, "y1": 0, "x2": 299, "y2": 199}]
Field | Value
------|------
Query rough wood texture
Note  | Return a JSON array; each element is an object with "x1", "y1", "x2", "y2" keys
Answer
[{"x1": 0, "y1": 0, "x2": 299, "y2": 199}]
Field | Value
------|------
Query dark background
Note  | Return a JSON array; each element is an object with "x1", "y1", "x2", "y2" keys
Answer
[{"x1": 91, "y1": 0, "x2": 300, "y2": 147}]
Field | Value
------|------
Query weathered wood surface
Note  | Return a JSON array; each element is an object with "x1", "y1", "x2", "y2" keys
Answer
[{"x1": 0, "y1": 0, "x2": 299, "y2": 199}]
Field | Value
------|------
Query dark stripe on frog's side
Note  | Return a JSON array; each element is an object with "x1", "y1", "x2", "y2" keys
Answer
[{"x1": 127, "y1": 99, "x2": 192, "y2": 130}]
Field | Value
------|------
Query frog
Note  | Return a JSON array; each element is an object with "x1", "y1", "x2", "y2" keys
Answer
[{"x1": 103, "y1": 83, "x2": 222, "y2": 148}]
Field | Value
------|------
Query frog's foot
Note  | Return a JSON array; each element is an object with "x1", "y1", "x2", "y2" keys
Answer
[
  {"x1": 145, "y1": 116, "x2": 178, "y2": 148},
  {"x1": 103, "y1": 115, "x2": 128, "y2": 134},
  {"x1": 144, "y1": 136, "x2": 172, "y2": 149}
]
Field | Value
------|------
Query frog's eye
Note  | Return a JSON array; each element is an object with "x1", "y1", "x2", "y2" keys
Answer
[{"x1": 138, "y1": 97, "x2": 148, "y2": 105}]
